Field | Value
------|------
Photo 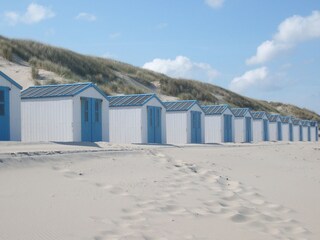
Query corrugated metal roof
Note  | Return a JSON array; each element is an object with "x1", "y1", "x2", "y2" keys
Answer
[
  {"x1": 21, "y1": 82, "x2": 105, "y2": 99},
  {"x1": 231, "y1": 108, "x2": 250, "y2": 117},
  {"x1": 108, "y1": 93, "x2": 156, "y2": 107},
  {"x1": 0, "y1": 71, "x2": 23, "y2": 90},
  {"x1": 163, "y1": 100, "x2": 198, "y2": 112},
  {"x1": 280, "y1": 116, "x2": 292, "y2": 123},
  {"x1": 292, "y1": 119, "x2": 301, "y2": 125},
  {"x1": 201, "y1": 105, "x2": 229, "y2": 115},
  {"x1": 268, "y1": 114, "x2": 280, "y2": 122},
  {"x1": 251, "y1": 111, "x2": 267, "y2": 120},
  {"x1": 301, "y1": 120, "x2": 310, "y2": 126}
]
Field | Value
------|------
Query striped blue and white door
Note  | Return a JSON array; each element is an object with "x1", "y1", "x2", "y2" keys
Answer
[
  {"x1": 0, "y1": 87, "x2": 10, "y2": 141},
  {"x1": 263, "y1": 119, "x2": 269, "y2": 141},
  {"x1": 277, "y1": 122, "x2": 282, "y2": 141},
  {"x1": 191, "y1": 111, "x2": 202, "y2": 143},
  {"x1": 299, "y1": 125, "x2": 303, "y2": 141},
  {"x1": 81, "y1": 98, "x2": 102, "y2": 142},
  {"x1": 147, "y1": 106, "x2": 162, "y2": 144},
  {"x1": 245, "y1": 117, "x2": 252, "y2": 142},
  {"x1": 289, "y1": 123, "x2": 293, "y2": 141},
  {"x1": 223, "y1": 114, "x2": 233, "y2": 142}
]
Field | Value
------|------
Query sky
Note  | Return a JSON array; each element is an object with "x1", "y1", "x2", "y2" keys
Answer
[{"x1": 0, "y1": 0, "x2": 320, "y2": 113}]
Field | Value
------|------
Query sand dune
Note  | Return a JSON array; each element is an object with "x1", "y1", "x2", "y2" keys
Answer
[{"x1": 0, "y1": 142, "x2": 319, "y2": 239}]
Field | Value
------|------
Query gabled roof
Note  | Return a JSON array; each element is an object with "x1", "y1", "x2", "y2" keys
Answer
[
  {"x1": 0, "y1": 71, "x2": 23, "y2": 90},
  {"x1": 280, "y1": 116, "x2": 292, "y2": 123},
  {"x1": 201, "y1": 104, "x2": 230, "y2": 115},
  {"x1": 310, "y1": 121, "x2": 318, "y2": 127},
  {"x1": 292, "y1": 118, "x2": 301, "y2": 125},
  {"x1": 21, "y1": 82, "x2": 107, "y2": 100},
  {"x1": 231, "y1": 108, "x2": 252, "y2": 118},
  {"x1": 268, "y1": 114, "x2": 281, "y2": 122},
  {"x1": 301, "y1": 120, "x2": 310, "y2": 127},
  {"x1": 108, "y1": 93, "x2": 162, "y2": 107},
  {"x1": 164, "y1": 100, "x2": 201, "y2": 112},
  {"x1": 251, "y1": 111, "x2": 268, "y2": 120}
]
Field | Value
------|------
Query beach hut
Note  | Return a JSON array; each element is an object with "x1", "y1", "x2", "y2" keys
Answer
[
  {"x1": 21, "y1": 82, "x2": 109, "y2": 142},
  {"x1": 300, "y1": 120, "x2": 310, "y2": 142},
  {"x1": 310, "y1": 121, "x2": 318, "y2": 142},
  {"x1": 202, "y1": 105, "x2": 234, "y2": 143},
  {"x1": 0, "y1": 71, "x2": 23, "y2": 141},
  {"x1": 108, "y1": 93, "x2": 166, "y2": 144},
  {"x1": 280, "y1": 116, "x2": 293, "y2": 141},
  {"x1": 292, "y1": 118, "x2": 302, "y2": 142},
  {"x1": 231, "y1": 108, "x2": 253, "y2": 143},
  {"x1": 267, "y1": 114, "x2": 282, "y2": 141},
  {"x1": 164, "y1": 100, "x2": 204, "y2": 144},
  {"x1": 251, "y1": 111, "x2": 269, "y2": 142}
]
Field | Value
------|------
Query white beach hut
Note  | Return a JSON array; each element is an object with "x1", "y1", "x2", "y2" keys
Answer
[
  {"x1": 164, "y1": 100, "x2": 204, "y2": 144},
  {"x1": 202, "y1": 105, "x2": 234, "y2": 143},
  {"x1": 21, "y1": 82, "x2": 109, "y2": 142},
  {"x1": 267, "y1": 114, "x2": 282, "y2": 141},
  {"x1": 0, "y1": 71, "x2": 22, "y2": 141},
  {"x1": 292, "y1": 118, "x2": 302, "y2": 142},
  {"x1": 251, "y1": 111, "x2": 269, "y2": 142},
  {"x1": 310, "y1": 121, "x2": 318, "y2": 142},
  {"x1": 280, "y1": 116, "x2": 293, "y2": 141},
  {"x1": 300, "y1": 120, "x2": 310, "y2": 142},
  {"x1": 231, "y1": 108, "x2": 253, "y2": 143},
  {"x1": 108, "y1": 93, "x2": 166, "y2": 144}
]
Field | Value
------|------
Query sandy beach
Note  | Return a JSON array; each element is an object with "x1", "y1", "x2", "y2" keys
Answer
[{"x1": 0, "y1": 142, "x2": 319, "y2": 240}]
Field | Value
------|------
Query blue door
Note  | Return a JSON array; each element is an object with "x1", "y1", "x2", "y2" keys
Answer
[
  {"x1": 308, "y1": 126, "x2": 311, "y2": 141},
  {"x1": 245, "y1": 117, "x2": 252, "y2": 142},
  {"x1": 81, "y1": 98, "x2": 102, "y2": 142},
  {"x1": 289, "y1": 123, "x2": 293, "y2": 141},
  {"x1": 316, "y1": 127, "x2": 319, "y2": 141},
  {"x1": 147, "y1": 106, "x2": 162, "y2": 144},
  {"x1": 191, "y1": 111, "x2": 202, "y2": 143},
  {"x1": 299, "y1": 125, "x2": 303, "y2": 141},
  {"x1": 277, "y1": 122, "x2": 282, "y2": 141},
  {"x1": 223, "y1": 114, "x2": 233, "y2": 142},
  {"x1": 0, "y1": 87, "x2": 10, "y2": 141},
  {"x1": 263, "y1": 119, "x2": 269, "y2": 141}
]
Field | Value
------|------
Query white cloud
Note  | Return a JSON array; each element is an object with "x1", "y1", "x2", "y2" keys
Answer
[
  {"x1": 142, "y1": 56, "x2": 219, "y2": 82},
  {"x1": 247, "y1": 11, "x2": 320, "y2": 65},
  {"x1": 4, "y1": 3, "x2": 55, "y2": 25},
  {"x1": 75, "y1": 12, "x2": 96, "y2": 22},
  {"x1": 229, "y1": 67, "x2": 268, "y2": 93},
  {"x1": 205, "y1": 0, "x2": 225, "y2": 9},
  {"x1": 156, "y1": 22, "x2": 168, "y2": 29},
  {"x1": 109, "y1": 32, "x2": 121, "y2": 39}
]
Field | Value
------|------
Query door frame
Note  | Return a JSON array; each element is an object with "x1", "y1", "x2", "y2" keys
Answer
[{"x1": 0, "y1": 86, "x2": 10, "y2": 141}]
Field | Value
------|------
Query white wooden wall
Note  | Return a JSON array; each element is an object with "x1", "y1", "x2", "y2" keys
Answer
[
  {"x1": 204, "y1": 115, "x2": 221, "y2": 143},
  {"x1": 0, "y1": 76, "x2": 21, "y2": 141},
  {"x1": 166, "y1": 112, "x2": 188, "y2": 144},
  {"x1": 73, "y1": 87, "x2": 109, "y2": 142},
  {"x1": 302, "y1": 126, "x2": 308, "y2": 141},
  {"x1": 252, "y1": 120, "x2": 263, "y2": 142},
  {"x1": 234, "y1": 118, "x2": 245, "y2": 143},
  {"x1": 109, "y1": 107, "x2": 142, "y2": 143},
  {"x1": 293, "y1": 125, "x2": 300, "y2": 141},
  {"x1": 310, "y1": 127, "x2": 316, "y2": 141},
  {"x1": 282, "y1": 123, "x2": 290, "y2": 141},
  {"x1": 141, "y1": 97, "x2": 166, "y2": 144},
  {"x1": 269, "y1": 122, "x2": 278, "y2": 141},
  {"x1": 22, "y1": 97, "x2": 74, "y2": 142}
]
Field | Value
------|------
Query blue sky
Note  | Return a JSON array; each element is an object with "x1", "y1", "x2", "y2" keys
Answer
[{"x1": 1, "y1": 0, "x2": 320, "y2": 113}]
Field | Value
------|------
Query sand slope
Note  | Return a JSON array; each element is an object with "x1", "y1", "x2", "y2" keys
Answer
[{"x1": 0, "y1": 142, "x2": 319, "y2": 240}]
